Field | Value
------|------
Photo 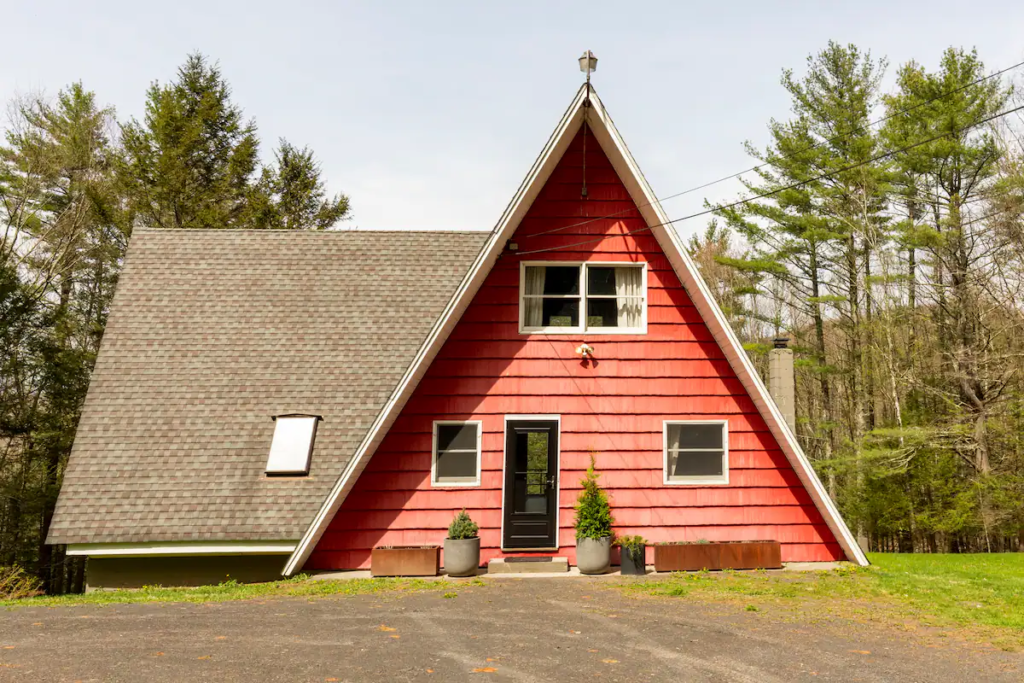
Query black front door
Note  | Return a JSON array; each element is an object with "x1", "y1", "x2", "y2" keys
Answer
[{"x1": 503, "y1": 420, "x2": 559, "y2": 549}]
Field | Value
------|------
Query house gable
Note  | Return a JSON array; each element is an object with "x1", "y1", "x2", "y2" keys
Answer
[
  {"x1": 303, "y1": 126, "x2": 852, "y2": 570},
  {"x1": 286, "y1": 86, "x2": 866, "y2": 573}
]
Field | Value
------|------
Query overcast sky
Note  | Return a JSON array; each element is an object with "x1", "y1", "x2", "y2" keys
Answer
[{"x1": 3, "y1": 1, "x2": 1023, "y2": 237}]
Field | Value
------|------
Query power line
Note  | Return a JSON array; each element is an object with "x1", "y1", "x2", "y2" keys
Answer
[
  {"x1": 514, "y1": 104, "x2": 1024, "y2": 256},
  {"x1": 517, "y1": 57, "x2": 1024, "y2": 242}
]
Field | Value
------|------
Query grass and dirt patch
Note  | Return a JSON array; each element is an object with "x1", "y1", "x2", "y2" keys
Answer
[
  {"x1": 4, "y1": 552, "x2": 1022, "y2": 650},
  {"x1": 3, "y1": 573, "x2": 482, "y2": 609},
  {"x1": 619, "y1": 553, "x2": 1024, "y2": 649}
]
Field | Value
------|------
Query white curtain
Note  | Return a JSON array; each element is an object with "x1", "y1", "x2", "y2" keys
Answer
[
  {"x1": 667, "y1": 425, "x2": 682, "y2": 477},
  {"x1": 524, "y1": 267, "x2": 546, "y2": 328},
  {"x1": 615, "y1": 267, "x2": 642, "y2": 327}
]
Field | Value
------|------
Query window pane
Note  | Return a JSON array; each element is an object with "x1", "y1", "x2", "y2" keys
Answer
[
  {"x1": 542, "y1": 298, "x2": 579, "y2": 327},
  {"x1": 667, "y1": 423, "x2": 723, "y2": 450},
  {"x1": 541, "y1": 266, "x2": 580, "y2": 296},
  {"x1": 437, "y1": 423, "x2": 478, "y2": 451},
  {"x1": 515, "y1": 431, "x2": 549, "y2": 473},
  {"x1": 587, "y1": 266, "x2": 617, "y2": 295},
  {"x1": 669, "y1": 450, "x2": 724, "y2": 478},
  {"x1": 436, "y1": 449, "x2": 478, "y2": 480},
  {"x1": 587, "y1": 298, "x2": 618, "y2": 327}
]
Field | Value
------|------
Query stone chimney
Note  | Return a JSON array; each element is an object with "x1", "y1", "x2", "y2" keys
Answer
[{"x1": 768, "y1": 337, "x2": 796, "y2": 431}]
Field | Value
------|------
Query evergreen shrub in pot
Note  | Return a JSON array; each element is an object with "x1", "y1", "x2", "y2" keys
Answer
[
  {"x1": 443, "y1": 509, "x2": 480, "y2": 577},
  {"x1": 574, "y1": 456, "x2": 613, "y2": 574},
  {"x1": 615, "y1": 535, "x2": 647, "y2": 576}
]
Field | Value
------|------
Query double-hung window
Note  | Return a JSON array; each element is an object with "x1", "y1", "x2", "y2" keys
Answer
[
  {"x1": 520, "y1": 262, "x2": 646, "y2": 333},
  {"x1": 663, "y1": 421, "x2": 728, "y2": 485},
  {"x1": 432, "y1": 421, "x2": 482, "y2": 487}
]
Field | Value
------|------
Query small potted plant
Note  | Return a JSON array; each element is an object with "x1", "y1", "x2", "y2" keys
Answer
[
  {"x1": 443, "y1": 509, "x2": 480, "y2": 577},
  {"x1": 574, "y1": 456, "x2": 613, "y2": 574},
  {"x1": 615, "y1": 535, "x2": 647, "y2": 576}
]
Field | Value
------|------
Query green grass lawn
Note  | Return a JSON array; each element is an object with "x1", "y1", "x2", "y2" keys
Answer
[
  {"x1": 1, "y1": 575, "x2": 473, "y2": 609},
  {"x1": 623, "y1": 553, "x2": 1024, "y2": 647}
]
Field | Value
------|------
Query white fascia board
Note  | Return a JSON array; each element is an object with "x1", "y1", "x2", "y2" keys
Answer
[
  {"x1": 585, "y1": 90, "x2": 868, "y2": 567},
  {"x1": 282, "y1": 86, "x2": 591, "y2": 576},
  {"x1": 67, "y1": 541, "x2": 297, "y2": 557}
]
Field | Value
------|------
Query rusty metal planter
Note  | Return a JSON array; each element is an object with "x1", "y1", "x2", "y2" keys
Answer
[
  {"x1": 653, "y1": 541, "x2": 782, "y2": 572},
  {"x1": 371, "y1": 545, "x2": 440, "y2": 577}
]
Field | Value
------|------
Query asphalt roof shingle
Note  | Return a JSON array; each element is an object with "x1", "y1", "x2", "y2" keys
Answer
[{"x1": 47, "y1": 228, "x2": 488, "y2": 544}]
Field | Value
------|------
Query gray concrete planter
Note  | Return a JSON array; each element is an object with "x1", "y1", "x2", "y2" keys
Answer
[
  {"x1": 576, "y1": 537, "x2": 611, "y2": 574},
  {"x1": 443, "y1": 537, "x2": 481, "y2": 577}
]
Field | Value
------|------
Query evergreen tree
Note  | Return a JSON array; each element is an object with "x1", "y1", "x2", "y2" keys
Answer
[
  {"x1": 119, "y1": 53, "x2": 260, "y2": 230},
  {"x1": 247, "y1": 140, "x2": 350, "y2": 230},
  {"x1": 573, "y1": 456, "x2": 613, "y2": 540},
  {"x1": 0, "y1": 83, "x2": 122, "y2": 591},
  {"x1": 715, "y1": 43, "x2": 888, "y2": 481}
]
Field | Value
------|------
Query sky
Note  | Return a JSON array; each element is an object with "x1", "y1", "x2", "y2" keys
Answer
[{"x1": 2, "y1": 1, "x2": 1023, "y2": 238}]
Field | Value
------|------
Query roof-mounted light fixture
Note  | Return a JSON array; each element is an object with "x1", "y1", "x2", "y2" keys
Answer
[{"x1": 578, "y1": 50, "x2": 598, "y2": 83}]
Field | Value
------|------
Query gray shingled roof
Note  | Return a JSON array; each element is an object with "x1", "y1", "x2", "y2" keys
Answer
[{"x1": 47, "y1": 228, "x2": 488, "y2": 544}]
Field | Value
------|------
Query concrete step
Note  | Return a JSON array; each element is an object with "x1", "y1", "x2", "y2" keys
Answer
[{"x1": 487, "y1": 557, "x2": 569, "y2": 574}]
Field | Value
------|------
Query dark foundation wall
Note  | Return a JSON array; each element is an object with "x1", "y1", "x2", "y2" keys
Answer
[{"x1": 86, "y1": 555, "x2": 288, "y2": 590}]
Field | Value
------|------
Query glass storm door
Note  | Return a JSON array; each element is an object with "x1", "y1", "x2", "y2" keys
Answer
[{"x1": 503, "y1": 420, "x2": 559, "y2": 549}]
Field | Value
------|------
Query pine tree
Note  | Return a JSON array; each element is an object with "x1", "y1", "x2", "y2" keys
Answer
[
  {"x1": 0, "y1": 82, "x2": 121, "y2": 591},
  {"x1": 246, "y1": 140, "x2": 350, "y2": 230},
  {"x1": 883, "y1": 48, "x2": 1011, "y2": 476},
  {"x1": 119, "y1": 53, "x2": 260, "y2": 230},
  {"x1": 716, "y1": 43, "x2": 888, "y2": 478}
]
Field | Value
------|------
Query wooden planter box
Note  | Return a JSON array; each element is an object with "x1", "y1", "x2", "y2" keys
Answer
[
  {"x1": 654, "y1": 541, "x2": 782, "y2": 572},
  {"x1": 371, "y1": 546, "x2": 440, "y2": 577}
]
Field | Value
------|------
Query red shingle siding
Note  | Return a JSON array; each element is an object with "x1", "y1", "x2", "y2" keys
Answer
[{"x1": 306, "y1": 127, "x2": 843, "y2": 570}]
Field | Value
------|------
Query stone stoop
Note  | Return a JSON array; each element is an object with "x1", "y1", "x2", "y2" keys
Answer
[{"x1": 487, "y1": 557, "x2": 570, "y2": 574}]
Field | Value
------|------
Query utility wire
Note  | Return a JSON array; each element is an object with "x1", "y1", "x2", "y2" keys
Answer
[
  {"x1": 514, "y1": 104, "x2": 1024, "y2": 256},
  {"x1": 517, "y1": 58, "x2": 1024, "y2": 242}
]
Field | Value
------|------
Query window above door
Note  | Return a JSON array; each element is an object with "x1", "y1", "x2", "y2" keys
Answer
[{"x1": 519, "y1": 262, "x2": 646, "y2": 334}]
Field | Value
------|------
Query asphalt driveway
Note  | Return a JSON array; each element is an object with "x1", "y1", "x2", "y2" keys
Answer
[{"x1": 1, "y1": 578, "x2": 1019, "y2": 682}]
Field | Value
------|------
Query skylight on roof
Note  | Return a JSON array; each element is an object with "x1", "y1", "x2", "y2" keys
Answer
[{"x1": 266, "y1": 415, "x2": 320, "y2": 475}]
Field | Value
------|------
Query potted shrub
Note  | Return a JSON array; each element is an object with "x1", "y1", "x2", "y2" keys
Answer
[
  {"x1": 443, "y1": 509, "x2": 481, "y2": 577},
  {"x1": 615, "y1": 535, "x2": 647, "y2": 576},
  {"x1": 573, "y1": 456, "x2": 613, "y2": 574}
]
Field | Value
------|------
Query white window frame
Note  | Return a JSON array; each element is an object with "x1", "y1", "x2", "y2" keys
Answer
[
  {"x1": 431, "y1": 420, "x2": 483, "y2": 487},
  {"x1": 662, "y1": 420, "x2": 729, "y2": 486},
  {"x1": 518, "y1": 261, "x2": 647, "y2": 334}
]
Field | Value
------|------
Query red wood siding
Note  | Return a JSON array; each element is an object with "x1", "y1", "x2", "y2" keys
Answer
[{"x1": 306, "y1": 126, "x2": 843, "y2": 570}]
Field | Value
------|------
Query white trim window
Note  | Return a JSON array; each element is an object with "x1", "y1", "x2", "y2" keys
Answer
[
  {"x1": 519, "y1": 261, "x2": 646, "y2": 334},
  {"x1": 663, "y1": 421, "x2": 728, "y2": 485},
  {"x1": 266, "y1": 415, "x2": 321, "y2": 475},
  {"x1": 432, "y1": 421, "x2": 482, "y2": 487}
]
